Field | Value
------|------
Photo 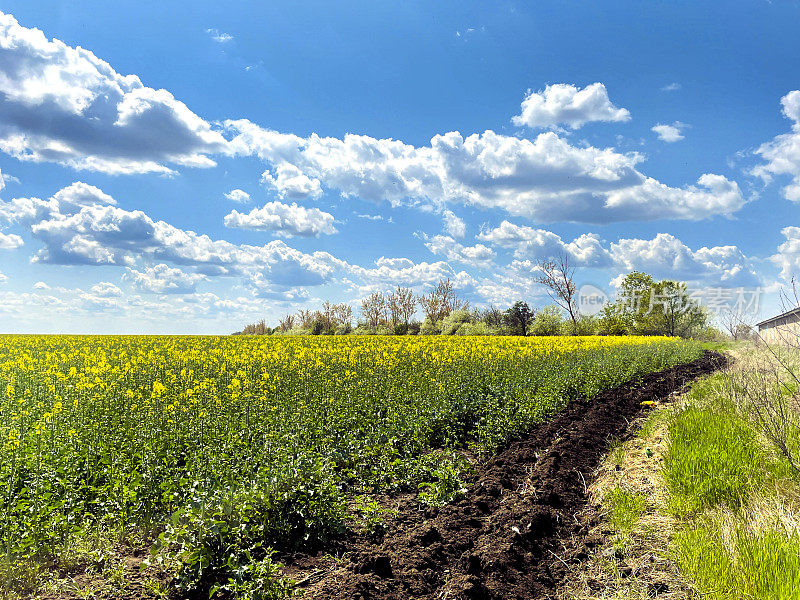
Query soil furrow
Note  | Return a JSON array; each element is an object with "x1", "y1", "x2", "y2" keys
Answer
[{"x1": 290, "y1": 351, "x2": 726, "y2": 600}]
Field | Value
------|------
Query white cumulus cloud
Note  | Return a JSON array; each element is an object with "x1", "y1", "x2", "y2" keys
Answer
[
  {"x1": 224, "y1": 189, "x2": 251, "y2": 203},
  {"x1": 422, "y1": 234, "x2": 495, "y2": 268},
  {"x1": 226, "y1": 120, "x2": 742, "y2": 224},
  {"x1": 124, "y1": 264, "x2": 208, "y2": 294},
  {"x1": 0, "y1": 231, "x2": 23, "y2": 249},
  {"x1": 224, "y1": 201, "x2": 337, "y2": 237},
  {"x1": 262, "y1": 163, "x2": 323, "y2": 199},
  {"x1": 511, "y1": 83, "x2": 631, "y2": 130},
  {"x1": 772, "y1": 226, "x2": 800, "y2": 280},
  {"x1": 753, "y1": 91, "x2": 800, "y2": 202},
  {"x1": 610, "y1": 233, "x2": 759, "y2": 286},
  {"x1": 652, "y1": 121, "x2": 687, "y2": 142},
  {"x1": 478, "y1": 221, "x2": 612, "y2": 267},
  {"x1": 90, "y1": 281, "x2": 123, "y2": 297},
  {"x1": 0, "y1": 11, "x2": 229, "y2": 174}
]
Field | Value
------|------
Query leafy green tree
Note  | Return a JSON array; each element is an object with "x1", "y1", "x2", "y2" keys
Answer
[
  {"x1": 529, "y1": 305, "x2": 564, "y2": 336},
  {"x1": 610, "y1": 272, "x2": 708, "y2": 338},
  {"x1": 597, "y1": 303, "x2": 630, "y2": 335},
  {"x1": 503, "y1": 301, "x2": 534, "y2": 336},
  {"x1": 637, "y1": 280, "x2": 707, "y2": 337}
]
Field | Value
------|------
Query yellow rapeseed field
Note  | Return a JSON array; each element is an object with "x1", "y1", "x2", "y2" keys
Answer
[{"x1": 0, "y1": 334, "x2": 701, "y2": 593}]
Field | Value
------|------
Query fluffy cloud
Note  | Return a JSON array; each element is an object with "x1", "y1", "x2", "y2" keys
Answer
[
  {"x1": 90, "y1": 281, "x2": 123, "y2": 297},
  {"x1": 224, "y1": 189, "x2": 251, "y2": 203},
  {"x1": 603, "y1": 174, "x2": 745, "y2": 221},
  {"x1": 124, "y1": 264, "x2": 207, "y2": 294},
  {"x1": 772, "y1": 226, "x2": 800, "y2": 280},
  {"x1": 0, "y1": 231, "x2": 22, "y2": 249},
  {"x1": 610, "y1": 233, "x2": 759, "y2": 286},
  {"x1": 262, "y1": 163, "x2": 323, "y2": 199},
  {"x1": 0, "y1": 12, "x2": 228, "y2": 174},
  {"x1": 226, "y1": 121, "x2": 743, "y2": 223},
  {"x1": 0, "y1": 271, "x2": 6, "y2": 283},
  {"x1": 348, "y1": 256, "x2": 467, "y2": 288},
  {"x1": 0, "y1": 180, "x2": 124, "y2": 227},
  {"x1": 0, "y1": 14, "x2": 744, "y2": 225},
  {"x1": 33, "y1": 281, "x2": 49, "y2": 290},
  {"x1": 224, "y1": 201, "x2": 337, "y2": 237},
  {"x1": 52, "y1": 181, "x2": 116, "y2": 207},
  {"x1": 651, "y1": 121, "x2": 687, "y2": 142},
  {"x1": 0, "y1": 285, "x2": 282, "y2": 332},
  {"x1": 753, "y1": 91, "x2": 800, "y2": 201},
  {"x1": 478, "y1": 221, "x2": 757, "y2": 286},
  {"x1": 421, "y1": 234, "x2": 495, "y2": 268},
  {"x1": 511, "y1": 83, "x2": 631, "y2": 130},
  {"x1": 478, "y1": 221, "x2": 612, "y2": 267},
  {"x1": 0, "y1": 183, "x2": 344, "y2": 292},
  {"x1": 442, "y1": 209, "x2": 466, "y2": 238}
]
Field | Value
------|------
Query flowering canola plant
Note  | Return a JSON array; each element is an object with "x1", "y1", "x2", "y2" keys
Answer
[{"x1": 0, "y1": 334, "x2": 701, "y2": 585}]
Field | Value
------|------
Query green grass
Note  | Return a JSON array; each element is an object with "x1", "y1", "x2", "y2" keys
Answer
[
  {"x1": 660, "y1": 349, "x2": 800, "y2": 599},
  {"x1": 674, "y1": 520, "x2": 800, "y2": 599},
  {"x1": 663, "y1": 407, "x2": 771, "y2": 515},
  {"x1": 605, "y1": 486, "x2": 647, "y2": 535}
]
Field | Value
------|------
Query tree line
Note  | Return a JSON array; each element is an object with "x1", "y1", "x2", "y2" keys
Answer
[{"x1": 234, "y1": 256, "x2": 728, "y2": 339}]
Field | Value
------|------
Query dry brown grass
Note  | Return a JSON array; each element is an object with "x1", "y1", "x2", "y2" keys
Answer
[{"x1": 558, "y1": 396, "x2": 696, "y2": 600}]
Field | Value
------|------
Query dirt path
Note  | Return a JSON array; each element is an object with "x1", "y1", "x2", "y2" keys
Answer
[{"x1": 288, "y1": 351, "x2": 726, "y2": 600}]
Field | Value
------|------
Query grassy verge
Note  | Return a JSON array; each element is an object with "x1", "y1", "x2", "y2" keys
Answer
[
  {"x1": 666, "y1": 345, "x2": 800, "y2": 599},
  {"x1": 562, "y1": 343, "x2": 800, "y2": 599}
]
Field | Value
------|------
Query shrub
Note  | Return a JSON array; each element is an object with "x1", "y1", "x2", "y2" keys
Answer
[
  {"x1": 420, "y1": 317, "x2": 441, "y2": 335},
  {"x1": 529, "y1": 305, "x2": 564, "y2": 336},
  {"x1": 393, "y1": 323, "x2": 409, "y2": 335},
  {"x1": 565, "y1": 314, "x2": 598, "y2": 336},
  {"x1": 440, "y1": 310, "x2": 473, "y2": 335},
  {"x1": 454, "y1": 322, "x2": 496, "y2": 336}
]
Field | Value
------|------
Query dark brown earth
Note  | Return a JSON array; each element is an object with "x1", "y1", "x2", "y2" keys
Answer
[{"x1": 286, "y1": 351, "x2": 726, "y2": 600}]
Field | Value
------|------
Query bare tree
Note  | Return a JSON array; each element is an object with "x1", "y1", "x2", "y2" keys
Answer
[
  {"x1": 388, "y1": 287, "x2": 416, "y2": 326},
  {"x1": 418, "y1": 288, "x2": 444, "y2": 323},
  {"x1": 397, "y1": 287, "x2": 417, "y2": 325},
  {"x1": 361, "y1": 292, "x2": 387, "y2": 330},
  {"x1": 535, "y1": 253, "x2": 578, "y2": 326},
  {"x1": 439, "y1": 278, "x2": 469, "y2": 315},
  {"x1": 734, "y1": 279, "x2": 800, "y2": 474},
  {"x1": 321, "y1": 301, "x2": 336, "y2": 329},
  {"x1": 278, "y1": 314, "x2": 295, "y2": 332},
  {"x1": 297, "y1": 309, "x2": 316, "y2": 328},
  {"x1": 724, "y1": 350, "x2": 800, "y2": 475},
  {"x1": 479, "y1": 305, "x2": 504, "y2": 329},
  {"x1": 334, "y1": 303, "x2": 354, "y2": 328},
  {"x1": 722, "y1": 308, "x2": 756, "y2": 341},
  {"x1": 418, "y1": 278, "x2": 467, "y2": 323}
]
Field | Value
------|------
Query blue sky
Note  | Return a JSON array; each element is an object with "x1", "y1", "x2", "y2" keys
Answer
[{"x1": 0, "y1": 0, "x2": 799, "y2": 333}]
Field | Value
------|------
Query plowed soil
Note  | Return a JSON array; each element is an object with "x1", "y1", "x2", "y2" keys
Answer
[{"x1": 286, "y1": 351, "x2": 726, "y2": 600}]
